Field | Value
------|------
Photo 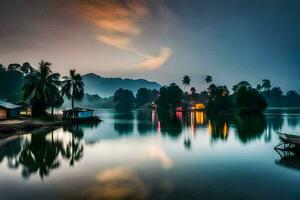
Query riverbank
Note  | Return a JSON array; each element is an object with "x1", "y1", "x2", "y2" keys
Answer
[{"x1": 0, "y1": 116, "x2": 101, "y2": 139}]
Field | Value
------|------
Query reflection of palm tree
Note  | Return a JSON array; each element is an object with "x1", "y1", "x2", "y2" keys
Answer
[
  {"x1": 184, "y1": 138, "x2": 191, "y2": 149},
  {"x1": 61, "y1": 125, "x2": 85, "y2": 166},
  {"x1": 63, "y1": 135, "x2": 84, "y2": 166},
  {"x1": 0, "y1": 138, "x2": 22, "y2": 169},
  {"x1": 19, "y1": 134, "x2": 63, "y2": 179}
]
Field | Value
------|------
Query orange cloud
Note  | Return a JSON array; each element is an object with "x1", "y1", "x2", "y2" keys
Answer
[
  {"x1": 76, "y1": 0, "x2": 172, "y2": 71},
  {"x1": 138, "y1": 48, "x2": 172, "y2": 70},
  {"x1": 97, "y1": 35, "x2": 133, "y2": 50}
]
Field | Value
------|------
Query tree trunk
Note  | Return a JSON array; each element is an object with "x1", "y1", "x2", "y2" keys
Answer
[
  {"x1": 72, "y1": 84, "x2": 74, "y2": 110},
  {"x1": 51, "y1": 106, "x2": 54, "y2": 117}
]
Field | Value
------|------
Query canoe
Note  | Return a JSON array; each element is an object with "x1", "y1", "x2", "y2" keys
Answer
[{"x1": 276, "y1": 132, "x2": 300, "y2": 146}]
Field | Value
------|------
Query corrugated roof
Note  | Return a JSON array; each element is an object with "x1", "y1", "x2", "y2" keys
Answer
[
  {"x1": 0, "y1": 100, "x2": 22, "y2": 109},
  {"x1": 63, "y1": 107, "x2": 94, "y2": 112}
]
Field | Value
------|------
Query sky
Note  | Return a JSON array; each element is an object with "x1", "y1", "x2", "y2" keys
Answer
[{"x1": 0, "y1": 0, "x2": 299, "y2": 92}]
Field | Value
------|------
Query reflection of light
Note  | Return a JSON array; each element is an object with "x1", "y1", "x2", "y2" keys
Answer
[
  {"x1": 190, "y1": 112, "x2": 195, "y2": 136},
  {"x1": 151, "y1": 110, "x2": 155, "y2": 125},
  {"x1": 208, "y1": 120, "x2": 212, "y2": 135},
  {"x1": 157, "y1": 120, "x2": 161, "y2": 133},
  {"x1": 195, "y1": 112, "x2": 204, "y2": 125},
  {"x1": 176, "y1": 112, "x2": 182, "y2": 121},
  {"x1": 223, "y1": 122, "x2": 228, "y2": 138}
]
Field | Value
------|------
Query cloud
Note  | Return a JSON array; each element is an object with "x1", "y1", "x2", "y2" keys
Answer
[
  {"x1": 82, "y1": 167, "x2": 148, "y2": 200},
  {"x1": 138, "y1": 48, "x2": 172, "y2": 70},
  {"x1": 97, "y1": 35, "x2": 133, "y2": 50},
  {"x1": 147, "y1": 145, "x2": 173, "y2": 169},
  {"x1": 75, "y1": 0, "x2": 172, "y2": 71},
  {"x1": 76, "y1": 0, "x2": 147, "y2": 51}
]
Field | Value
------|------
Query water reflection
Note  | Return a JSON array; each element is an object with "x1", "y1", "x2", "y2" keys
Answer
[
  {"x1": 235, "y1": 115, "x2": 266, "y2": 144},
  {"x1": 0, "y1": 137, "x2": 21, "y2": 169},
  {"x1": 137, "y1": 111, "x2": 155, "y2": 135},
  {"x1": 0, "y1": 110, "x2": 299, "y2": 183},
  {"x1": 158, "y1": 112, "x2": 182, "y2": 138},
  {"x1": 275, "y1": 149, "x2": 300, "y2": 172},
  {"x1": 0, "y1": 127, "x2": 89, "y2": 179},
  {"x1": 82, "y1": 167, "x2": 148, "y2": 200},
  {"x1": 208, "y1": 116, "x2": 231, "y2": 142},
  {"x1": 114, "y1": 112, "x2": 134, "y2": 135},
  {"x1": 19, "y1": 132, "x2": 63, "y2": 179}
]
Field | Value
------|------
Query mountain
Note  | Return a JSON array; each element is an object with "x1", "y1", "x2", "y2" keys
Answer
[
  {"x1": 82, "y1": 73, "x2": 161, "y2": 97},
  {"x1": 62, "y1": 94, "x2": 116, "y2": 109}
]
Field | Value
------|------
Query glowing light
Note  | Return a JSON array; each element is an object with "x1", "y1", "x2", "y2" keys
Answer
[
  {"x1": 151, "y1": 110, "x2": 155, "y2": 125},
  {"x1": 208, "y1": 120, "x2": 212, "y2": 135},
  {"x1": 223, "y1": 122, "x2": 228, "y2": 138},
  {"x1": 176, "y1": 111, "x2": 183, "y2": 121},
  {"x1": 157, "y1": 120, "x2": 161, "y2": 133},
  {"x1": 195, "y1": 112, "x2": 204, "y2": 125}
]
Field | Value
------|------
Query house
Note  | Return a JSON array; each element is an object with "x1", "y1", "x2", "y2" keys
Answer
[
  {"x1": 0, "y1": 99, "x2": 22, "y2": 119},
  {"x1": 62, "y1": 107, "x2": 95, "y2": 120},
  {"x1": 195, "y1": 103, "x2": 205, "y2": 110},
  {"x1": 18, "y1": 102, "x2": 32, "y2": 117},
  {"x1": 191, "y1": 97, "x2": 208, "y2": 111}
]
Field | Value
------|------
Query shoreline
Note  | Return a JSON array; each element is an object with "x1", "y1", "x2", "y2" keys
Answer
[{"x1": 0, "y1": 116, "x2": 101, "y2": 139}]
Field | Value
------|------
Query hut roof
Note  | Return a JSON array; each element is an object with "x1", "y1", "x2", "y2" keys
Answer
[
  {"x1": 63, "y1": 107, "x2": 94, "y2": 113},
  {"x1": 0, "y1": 99, "x2": 22, "y2": 109}
]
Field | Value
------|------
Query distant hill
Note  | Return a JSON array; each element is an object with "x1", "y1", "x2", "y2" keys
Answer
[{"x1": 82, "y1": 73, "x2": 161, "y2": 97}]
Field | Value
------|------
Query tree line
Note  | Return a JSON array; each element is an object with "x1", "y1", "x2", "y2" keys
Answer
[
  {"x1": 1, "y1": 61, "x2": 299, "y2": 114},
  {"x1": 1, "y1": 61, "x2": 85, "y2": 117},
  {"x1": 114, "y1": 75, "x2": 299, "y2": 115},
  {"x1": 113, "y1": 88, "x2": 158, "y2": 111}
]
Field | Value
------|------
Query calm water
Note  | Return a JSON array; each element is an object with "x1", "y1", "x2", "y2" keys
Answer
[{"x1": 1, "y1": 109, "x2": 300, "y2": 199}]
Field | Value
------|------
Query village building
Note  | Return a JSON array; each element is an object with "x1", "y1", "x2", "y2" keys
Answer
[
  {"x1": 62, "y1": 107, "x2": 95, "y2": 120},
  {"x1": 0, "y1": 99, "x2": 22, "y2": 120}
]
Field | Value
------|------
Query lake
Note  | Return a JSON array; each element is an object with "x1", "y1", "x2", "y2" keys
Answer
[{"x1": 0, "y1": 109, "x2": 300, "y2": 199}]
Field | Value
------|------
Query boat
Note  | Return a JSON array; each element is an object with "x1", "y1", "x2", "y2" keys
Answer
[
  {"x1": 274, "y1": 132, "x2": 300, "y2": 150},
  {"x1": 62, "y1": 107, "x2": 101, "y2": 123}
]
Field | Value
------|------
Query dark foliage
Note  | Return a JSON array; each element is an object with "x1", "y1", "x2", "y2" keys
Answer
[
  {"x1": 156, "y1": 83, "x2": 183, "y2": 111},
  {"x1": 206, "y1": 84, "x2": 234, "y2": 115},
  {"x1": 113, "y1": 88, "x2": 135, "y2": 111},
  {"x1": 236, "y1": 86, "x2": 267, "y2": 114},
  {"x1": 0, "y1": 67, "x2": 24, "y2": 102},
  {"x1": 22, "y1": 61, "x2": 61, "y2": 117},
  {"x1": 136, "y1": 88, "x2": 158, "y2": 107}
]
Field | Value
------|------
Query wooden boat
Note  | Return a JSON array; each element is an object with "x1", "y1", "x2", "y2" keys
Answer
[{"x1": 275, "y1": 132, "x2": 300, "y2": 150}]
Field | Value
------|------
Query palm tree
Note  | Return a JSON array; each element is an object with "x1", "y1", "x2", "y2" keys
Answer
[
  {"x1": 262, "y1": 79, "x2": 271, "y2": 92},
  {"x1": 61, "y1": 69, "x2": 84, "y2": 109},
  {"x1": 190, "y1": 87, "x2": 196, "y2": 95},
  {"x1": 205, "y1": 75, "x2": 212, "y2": 84},
  {"x1": 182, "y1": 75, "x2": 191, "y2": 92},
  {"x1": 49, "y1": 89, "x2": 64, "y2": 117},
  {"x1": 22, "y1": 61, "x2": 61, "y2": 117}
]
